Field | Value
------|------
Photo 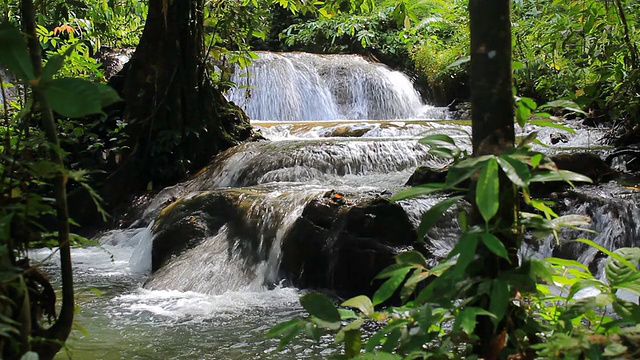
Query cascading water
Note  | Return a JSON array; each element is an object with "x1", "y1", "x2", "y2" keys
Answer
[
  {"x1": 32, "y1": 50, "x2": 629, "y2": 359},
  {"x1": 226, "y1": 52, "x2": 448, "y2": 121}
]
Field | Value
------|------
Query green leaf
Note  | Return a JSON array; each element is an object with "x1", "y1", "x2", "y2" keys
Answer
[
  {"x1": 539, "y1": 99, "x2": 587, "y2": 115},
  {"x1": 454, "y1": 307, "x2": 495, "y2": 334},
  {"x1": 277, "y1": 322, "x2": 305, "y2": 350},
  {"x1": 42, "y1": 78, "x2": 121, "y2": 118},
  {"x1": 528, "y1": 119, "x2": 575, "y2": 133},
  {"x1": 517, "y1": 132, "x2": 539, "y2": 148},
  {"x1": 546, "y1": 257, "x2": 591, "y2": 273},
  {"x1": 401, "y1": 270, "x2": 430, "y2": 303},
  {"x1": 418, "y1": 134, "x2": 456, "y2": 146},
  {"x1": 304, "y1": 322, "x2": 321, "y2": 341},
  {"x1": 339, "y1": 308, "x2": 359, "y2": 320},
  {"x1": 603, "y1": 342, "x2": 628, "y2": 357},
  {"x1": 0, "y1": 23, "x2": 34, "y2": 81},
  {"x1": 568, "y1": 278, "x2": 603, "y2": 299},
  {"x1": 489, "y1": 279, "x2": 510, "y2": 324},
  {"x1": 300, "y1": 293, "x2": 341, "y2": 323},
  {"x1": 605, "y1": 247, "x2": 640, "y2": 293},
  {"x1": 381, "y1": 328, "x2": 401, "y2": 353},
  {"x1": 391, "y1": 183, "x2": 446, "y2": 202},
  {"x1": 480, "y1": 233, "x2": 510, "y2": 261},
  {"x1": 445, "y1": 155, "x2": 493, "y2": 187},
  {"x1": 266, "y1": 318, "x2": 305, "y2": 338},
  {"x1": 417, "y1": 196, "x2": 464, "y2": 240},
  {"x1": 344, "y1": 329, "x2": 363, "y2": 357},
  {"x1": 497, "y1": 155, "x2": 531, "y2": 188},
  {"x1": 476, "y1": 157, "x2": 499, "y2": 223},
  {"x1": 396, "y1": 251, "x2": 428, "y2": 268},
  {"x1": 372, "y1": 267, "x2": 412, "y2": 306},
  {"x1": 41, "y1": 54, "x2": 66, "y2": 82},
  {"x1": 447, "y1": 56, "x2": 470, "y2": 69},
  {"x1": 342, "y1": 295, "x2": 374, "y2": 316},
  {"x1": 530, "y1": 170, "x2": 592, "y2": 184}
]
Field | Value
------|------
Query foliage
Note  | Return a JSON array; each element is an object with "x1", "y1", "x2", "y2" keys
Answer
[
  {"x1": 0, "y1": 20, "x2": 117, "y2": 358},
  {"x1": 512, "y1": 0, "x2": 640, "y2": 124},
  {"x1": 267, "y1": 96, "x2": 640, "y2": 358}
]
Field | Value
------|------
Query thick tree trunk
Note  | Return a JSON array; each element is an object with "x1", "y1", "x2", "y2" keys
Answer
[
  {"x1": 96, "y1": 0, "x2": 251, "y2": 213},
  {"x1": 468, "y1": 0, "x2": 518, "y2": 359}
]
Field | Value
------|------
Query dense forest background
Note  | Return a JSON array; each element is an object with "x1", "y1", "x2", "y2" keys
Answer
[{"x1": 2, "y1": 0, "x2": 640, "y2": 359}]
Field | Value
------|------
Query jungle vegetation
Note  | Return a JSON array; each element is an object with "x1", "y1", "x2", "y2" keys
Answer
[{"x1": 1, "y1": 0, "x2": 639, "y2": 359}]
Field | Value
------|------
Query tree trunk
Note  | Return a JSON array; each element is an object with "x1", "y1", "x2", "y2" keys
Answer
[
  {"x1": 468, "y1": 0, "x2": 518, "y2": 358},
  {"x1": 96, "y1": 0, "x2": 252, "y2": 214}
]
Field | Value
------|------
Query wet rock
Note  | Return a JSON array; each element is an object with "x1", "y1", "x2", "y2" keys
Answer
[
  {"x1": 549, "y1": 132, "x2": 569, "y2": 144},
  {"x1": 549, "y1": 153, "x2": 615, "y2": 183},
  {"x1": 280, "y1": 196, "x2": 417, "y2": 298},
  {"x1": 151, "y1": 192, "x2": 233, "y2": 271},
  {"x1": 322, "y1": 125, "x2": 370, "y2": 138},
  {"x1": 405, "y1": 166, "x2": 448, "y2": 186}
]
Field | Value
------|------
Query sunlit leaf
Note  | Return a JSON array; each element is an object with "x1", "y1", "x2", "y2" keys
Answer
[
  {"x1": 476, "y1": 158, "x2": 499, "y2": 223},
  {"x1": 342, "y1": 295, "x2": 374, "y2": 316},
  {"x1": 497, "y1": 155, "x2": 530, "y2": 188},
  {"x1": 530, "y1": 170, "x2": 592, "y2": 184}
]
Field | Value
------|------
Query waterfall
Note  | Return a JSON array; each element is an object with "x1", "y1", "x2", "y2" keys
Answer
[
  {"x1": 144, "y1": 188, "x2": 323, "y2": 294},
  {"x1": 226, "y1": 52, "x2": 445, "y2": 121}
]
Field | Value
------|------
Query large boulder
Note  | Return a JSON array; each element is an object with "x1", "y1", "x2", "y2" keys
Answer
[
  {"x1": 280, "y1": 194, "x2": 417, "y2": 298},
  {"x1": 149, "y1": 188, "x2": 419, "y2": 298}
]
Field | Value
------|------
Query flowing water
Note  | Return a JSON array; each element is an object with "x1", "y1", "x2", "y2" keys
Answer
[{"x1": 30, "y1": 52, "x2": 636, "y2": 359}]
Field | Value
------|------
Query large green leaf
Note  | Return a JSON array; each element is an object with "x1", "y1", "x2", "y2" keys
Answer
[
  {"x1": 42, "y1": 78, "x2": 121, "y2": 118},
  {"x1": 0, "y1": 23, "x2": 34, "y2": 81},
  {"x1": 300, "y1": 293, "x2": 341, "y2": 323},
  {"x1": 606, "y1": 247, "x2": 640, "y2": 294},
  {"x1": 497, "y1": 154, "x2": 530, "y2": 188},
  {"x1": 476, "y1": 157, "x2": 499, "y2": 223},
  {"x1": 417, "y1": 196, "x2": 464, "y2": 240}
]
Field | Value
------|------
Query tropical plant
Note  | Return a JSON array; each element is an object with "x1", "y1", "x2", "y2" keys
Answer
[{"x1": 0, "y1": 10, "x2": 119, "y2": 358}]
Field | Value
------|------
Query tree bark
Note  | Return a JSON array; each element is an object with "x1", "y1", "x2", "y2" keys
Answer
[
  {"x1": 468, "y1": 0, "x2": 518, "y2": 358},
  {"x1": 96, "y1": 0, "x2": 251, "y2": 213}
]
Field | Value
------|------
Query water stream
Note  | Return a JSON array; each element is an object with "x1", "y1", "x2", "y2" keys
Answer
[{"x1": 29, "y1": 52, "x2": 636, "y2": 359}]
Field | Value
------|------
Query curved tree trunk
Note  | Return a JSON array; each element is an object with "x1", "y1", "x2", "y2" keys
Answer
[
  {"x1": 96, "y1": 0, "x2": 252, "y2": 214},
  {"x1": 21, "y1": 0, "x2": 74, "y2": 358}
]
